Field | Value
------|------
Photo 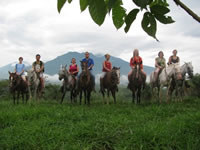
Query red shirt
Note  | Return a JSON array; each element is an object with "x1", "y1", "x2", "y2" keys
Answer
[
  {"x1": 130, "y1": 56, "x2": 143, "y2": 69},
  {"x1": 69, "y1": 64, "x2": 78, "y2": 76},
  {"x1": 103, "y1": 61, "x2": 112, "y2": 72}
]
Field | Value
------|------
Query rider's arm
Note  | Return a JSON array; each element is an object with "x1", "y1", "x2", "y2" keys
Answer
[
  {"x1": 130, "y1": 58, "x2": 135, "y2": 69},
  {"x1": 168, "y1": 56, "x2": 172, "y2": 65},
  {"x1": 39, "y1": 64, "x2": 44, "y2": 73}
]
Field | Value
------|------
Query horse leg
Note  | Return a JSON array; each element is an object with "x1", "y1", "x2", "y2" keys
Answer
[
  {"x1": 17, "y1": 90, "x2": 20, "y2": 104},
  {"x1": 79, "y1": 90, "x2": 82, "y2": 105},
  {"x1": 159, "y1": 85, "x2": 163, "y2": 104},
  {"x1": 87, "y1": 91, "x2": 91, "y2": 106},
  {"x1": 138, "y1": 88, "x2": 141, "y2": 104},
  {"x1": 26, "y1": 92, "x2": 29, "y2": 104},
  {"x1": 22, "y1": 91, "x2": 24, "y2": 104},
  {"x1": 84, "y1": 90, "x2": 87, "y2": 105},
  {"x1": 101, "y1": 89, "x2": 105, "y2": 104},
  {"x1": 70, "y1": 90, "x2": 73, "y2": 103},
  {"x1": 111, "y1": 90, "x2": 116, "y2": 104},
  {"x1": 61, "y1": 90, "x2": 66, "y2": 104},
  {"x1": 132, "y1": 90, "x2": 135, "y2": 104},
  {"x1": 106, "y1": 90, "x2": 109, "y2": 105},
  {"x1": 13, "y1": 91, "x2": 16, "y2": 104}
]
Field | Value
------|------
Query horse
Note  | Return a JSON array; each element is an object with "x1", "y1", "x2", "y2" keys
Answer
[
  {"x1": 58, "y1": 65, "x2": 77, "y2": 104},
  {"x1": 8, "y1": 72, "x2": 29, "y2": 104},
  {"x1": 26, "y1": 69, "x2": 42, "y2": 100},
  {"x1": 128, "y1": 64, "x2": 146, "y2": 104},
  {"x1": 150, "y1": 64, "x2": 176, "y2": 103},
  {"x1": 78, "y1": 61, "x2": 93, "y2": 105},
  {"x1": 100, "y1": 67, "x2": 120, "y2": 104},
  {"x1": 168, "y1": 62, "x2": 194, "y2": 101}
]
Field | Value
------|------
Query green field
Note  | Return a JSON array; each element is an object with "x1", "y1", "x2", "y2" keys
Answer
[{"x1": 0, "y1": 96, "x2": 200, "y2": 150}]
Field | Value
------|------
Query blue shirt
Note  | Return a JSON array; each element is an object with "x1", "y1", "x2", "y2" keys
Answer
[
  {"x1": 82, "y1": 58, "x2": 94, "y2": 70},
  {"x1": 15, "y1": 64, "x2": 25, "y2": 75}
]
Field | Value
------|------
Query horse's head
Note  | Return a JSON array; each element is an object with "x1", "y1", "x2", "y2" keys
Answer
[
  {"x1": 26, "y1": 69, "x2": 35, "y2": 81},
  {"x1": 112, "y1": 67, "x2": 120, "y2": 84},
  {"x1": 80, "y1": 61, "x2": 88, "y2": 71},
  {"x1": 184, "y1": 62, "x2": 194, "y2": 78},
  {"x1": 8, "y1": 71, "x2": 20, "y2": 89},
  {"x1": 58, "y1": 65, "x2": 67, "y2": 80}
]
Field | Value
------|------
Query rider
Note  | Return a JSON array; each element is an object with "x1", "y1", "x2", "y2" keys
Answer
[
  {"x1": 15, "y1": 57, "x2": 26, "y2": 82},
  {"x1": 100, "y1": 53, "x2": 112, "y2": 91},
  {"x1": 128, "y1": 49, "x2": 146, "y2": 89},
  {"x1": 81, "y1": 51, "x2": 96, "y2": 92},
  {"x1": 32, "y1": 54, "x2": 45, "y2": 91},
  {"x1": 168, "y1": 49, "x2": 182, "y2": 79},
  {"x1": 154, "y1": 51, "x2": 166, "y2": 82},
  {"x1": 68, "y1": 58, "x2": 79, "y2": 78}
]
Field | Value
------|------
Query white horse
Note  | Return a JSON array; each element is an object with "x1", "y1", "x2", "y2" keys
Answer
[
  {"x1": 26, "y1": 69, "x2": 41, "y2": 100},
  {"x1": 58, "y1": 65, "x2": 77, "y2": 104},
  {"x1": 150, "y1": 64, "x2": 176, "y2": 103},
  {"x1": 169, "y1": 62, "x2": 194, "y2": 100}
]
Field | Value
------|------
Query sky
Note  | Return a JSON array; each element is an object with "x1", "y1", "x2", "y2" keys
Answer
[{"x1": 0, "y1": 0, "x2": 199, "y2": 73}]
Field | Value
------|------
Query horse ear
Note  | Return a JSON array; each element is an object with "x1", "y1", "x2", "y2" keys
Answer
[
  {"x1": 60, "y1": 64, "x2": 63, "y2": 69},
  {"x1": 8, "y1": 71, "x2": 11, "y2": 74},
  {"x1": 64, "y1": 64, "x2": 67, "y2": 69}
]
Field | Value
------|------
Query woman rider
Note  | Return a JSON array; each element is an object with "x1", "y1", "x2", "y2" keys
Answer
[
  {"x1": 168, "y1": 49, "x2": 182, "y2": 79},
  {"x1": 154, "y1": 51, "x2": 166, "y2": 82},
  {"x1": 128, "y1": 49, "x2": 146, "y2": 88},
  {"x1": 15, "y1": 57, "x2": 26, "y2": 82},
  {"x1": 100, "y1": 53, "x2": 112, "y2": 91}
]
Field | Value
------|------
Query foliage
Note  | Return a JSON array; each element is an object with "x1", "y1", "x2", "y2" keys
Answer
[
  {"x1": 0, "y1": 98, "x2": 200, "y2": 149},
  {"x1": 57, "y1": 0, "x2": 175, "y2": 40},
  {"x1": 189, "y1": 73, "x2": 200, "y2": 97},
  {"x1": 0, "y1": 80, "x2": 10, "y2": 100}
]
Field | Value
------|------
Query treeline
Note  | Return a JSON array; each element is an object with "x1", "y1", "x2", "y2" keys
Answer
[{"x1": 1, "y1": 74, "x2": 200, "y2": 101}]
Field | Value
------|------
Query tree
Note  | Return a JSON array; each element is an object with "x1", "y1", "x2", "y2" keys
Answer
[{"x1": 57, "y1": 0, "x2": 200, "y2": 40}]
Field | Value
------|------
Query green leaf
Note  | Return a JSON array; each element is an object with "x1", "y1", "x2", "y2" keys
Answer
[
  {"x1": 112, "y1": 1, "x2": 126, "y2": 29},
  {"x1": 124, "y1": 9, "x2": 139, "y2": 33},
  {"x1": 132, "y1": 0, "x2": 153, "y2": 9},
  {"x1": 88, "y1": 0, "x2": 107, "y2": 26},
  {"x1": 150, "y1": 4, "x2": 170, "y2": 15},
  {"x1": 68, "y1": 0, "x2": 72, "y2": 3},
  {"x1": 57, "y1": 0, "x2": 67, "y2": 13},
  {"x1": 80, "y1": 0, "x2": 88, "y2": 12},
  {"x1": 154, "y1": 14, "x2": 175, "y2": 24},
  {"x1": 142, "y1": 12, "x2": 157, "y2": 40},
  {"x1": 107, "y1": 0, "x2": 118, "y2": 13}
]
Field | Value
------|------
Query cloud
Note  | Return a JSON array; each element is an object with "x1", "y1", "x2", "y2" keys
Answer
[{"x1": 0, "y1": 0, "x2": 200, "y2": 75}]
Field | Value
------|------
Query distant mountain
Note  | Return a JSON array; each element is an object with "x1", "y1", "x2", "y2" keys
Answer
[
  {"x1": 0, "y1": 52, "x2": 154, "y2": 80},
  {"x1": 45, "y1": 52, "x2": 154, "y2": 76}
]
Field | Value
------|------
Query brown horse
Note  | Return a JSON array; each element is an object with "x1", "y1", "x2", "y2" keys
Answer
[
  {"x1": 78, "y1": 61, "x2": 93, "y2": 105},
  {"x1": 8, "y1": 72, "x2": 29, "y2": 104},
  {"x1": 100, "y1": 67, "x2": 120, "y2": 104},
  {"x1": 128, "y1": 64, "x2": 146, "y2": 104}
]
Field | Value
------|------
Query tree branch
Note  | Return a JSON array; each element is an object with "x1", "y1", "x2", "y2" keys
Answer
[{"x1": 174, "y1": 0, "x2": 200, "y2": 23}]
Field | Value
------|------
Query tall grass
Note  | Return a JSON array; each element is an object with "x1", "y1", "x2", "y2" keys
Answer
[{"x1": 0, "y1": 97, "x2": 200, "y2": 150}]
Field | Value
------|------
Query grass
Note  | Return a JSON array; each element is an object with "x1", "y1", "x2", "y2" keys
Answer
[{"x1": 0, "y1": 97, "x2": 200, "y2": 150}]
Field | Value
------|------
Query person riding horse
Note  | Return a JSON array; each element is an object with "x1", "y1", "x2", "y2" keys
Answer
[
  {"x1": 128, "y1": 49, "x2": 146, "y2": 89},
  {"x1": 168, "y1": 49, "x2": 182, "y2": 80},
  {"x1": 68, "y1": 58, "x2": 79, "y2": 89},
  {"x1": 81, "y1": 51, "x2": 96, "y2": 92},
  {"x1": 15, "y1": 57, "x2": 26, "y2": 83},
  {"x1": 32, "y1": 54, "x2": 45, "y2": 92},
  {"x1": 154, "y1": 51, "x2": 166, "y2": 82},
  {"x1": 100, "y1": 53, "x2": 112, "y2": 92}
]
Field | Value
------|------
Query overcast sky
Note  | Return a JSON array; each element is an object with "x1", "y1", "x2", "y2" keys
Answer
[{"x1": 0, "y1": 0, "x2": 199, "y2": 72}]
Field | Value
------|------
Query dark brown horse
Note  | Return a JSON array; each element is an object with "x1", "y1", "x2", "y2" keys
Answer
[
  {"x1": 100, "y1": 67, "x2": 120, "y2": 104},
  {"x1": 128, "y1": 64, "x2": 146, "y2": 104},
  {"x1": 8, "y1": 72, "x2": 29, "y2": 104},
  {"x1": 78, "y1": 61, "x2": 93, "y2": 105}
]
